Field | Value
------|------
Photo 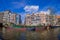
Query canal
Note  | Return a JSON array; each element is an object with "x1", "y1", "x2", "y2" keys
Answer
[
  {"x1": 3, "y1": 27, "x2": 60, "y2": 40},
  {"x1": 25, "y1": 27, "x2": 60, "y2": 40}
]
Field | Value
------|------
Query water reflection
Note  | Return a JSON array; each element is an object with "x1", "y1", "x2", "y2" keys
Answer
[
  {"x1": 25, "y1": 28, "x2": 60, "y2": 40},
  {"x1": 58, "y1": 33, "x2": 60, "y2": 40},
  {"x1": 3, "y1": 27, "x2": 60, "y2": 40},
  {"x1": 41, "y1": 28, "x2": 60, "y2": 40}
]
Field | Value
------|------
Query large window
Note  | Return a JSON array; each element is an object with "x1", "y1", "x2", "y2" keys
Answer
[
  {"x1": 31, "y1": 17, "x2": 34, "y2": 19},
  {"x1": 36, "y1": 16, "x2": 40, "y2": 20},
  {"x1": 58, "y1": 18, "x2": 60, "y2": 22},
  {"x1": 27, "y1": 16, "x2": 30, "y2": 18}
]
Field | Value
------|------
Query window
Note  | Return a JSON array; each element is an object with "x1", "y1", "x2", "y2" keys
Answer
[
  {"x1": 31, "y1": 17, "x2": 34, "y2": 19},
  {"x1": 36, "y1": 16, "x2": 40, "y2": 20},
  {"x1": 58, "y1": 18, "x2": 60, "y2": 22}
]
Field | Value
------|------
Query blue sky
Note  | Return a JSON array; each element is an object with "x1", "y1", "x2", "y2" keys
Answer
[{"x1": 0, "y1": 0, "x2": 60, "y2": 23}]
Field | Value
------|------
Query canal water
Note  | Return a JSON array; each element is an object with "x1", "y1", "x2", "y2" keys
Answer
[
  {"x1": 19, "y1": 28, "x2": 60, "y2": 40},
  {"x1": 3, "y1": 27, "x2": 60, "y2": 40}
]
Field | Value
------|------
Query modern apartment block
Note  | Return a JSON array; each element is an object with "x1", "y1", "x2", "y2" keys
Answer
[
  {"x1": 16, "y1": 14, "x2": 21, "y2": 25},
  {"x1": 9, "y1": 13, "x2": 16, "y2": 24},
  {"x1": 3, "y1": 11, "x2": 10, "y2": 23},
  {"x1": 0, "y1": 12, "x2": 4, "y2": 23},
  {"x1": 25, "y1": 14, "x2": 31, "y2": 26},
  {"x1": 25, "y1": 10, "x2": 56, "y2": 26},
  {"x1": 0, "y1": 10, "x2": 21, "y2": 25},
  {"x1": 56, "y1": 16, "x2": 60, "y2": 25},
  {"x1": 8, "y1": 13, "x2": 21, "y2": 25},
  {"x1": 25, "y1": 13, "x2": 41, "y2": 26},
  {"x1": 40, "y1": 11, "x2": 56, "y2": 26}
]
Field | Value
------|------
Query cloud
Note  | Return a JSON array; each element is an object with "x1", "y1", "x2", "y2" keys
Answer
[{"x1": 24, "y1": 5, "x2": 39, "y2": 13}]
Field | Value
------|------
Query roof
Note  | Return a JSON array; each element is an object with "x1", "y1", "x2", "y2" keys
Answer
[{"x1": 56, "y1": 16, "x2": 60, "y2": 18}]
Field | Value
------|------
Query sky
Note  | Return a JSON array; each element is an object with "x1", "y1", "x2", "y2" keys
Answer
[{"x1": 0, "y1": 0, "x2": 60, "y2": 23}]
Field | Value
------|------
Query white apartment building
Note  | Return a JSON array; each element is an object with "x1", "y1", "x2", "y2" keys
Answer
[
  {"x1": 25, "y1": 9, "x2": 56, "y2": 26},
  {"x1": 0, "y1": 10, "x2": 22, "y2": 26},
  {"x1": 16, "y1": 14, "x2": 21, "y2": 25},
  {"x1": 0, "y1": 12, "x2": 4, "y2": 23},
  {"x1": 25, "y1": 14, "x2": 31, "y2": 26},
  {"x1": 9, "y1": 13, "x2": 16, "y2": 24},
  {"x1": 3, "y1": 11, "x2": 10, "y2": 23}
]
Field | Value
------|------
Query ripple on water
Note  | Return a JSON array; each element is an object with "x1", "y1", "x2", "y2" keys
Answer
[{"x1": 58, "y1": 33, "x2": 60, "y2": 40}]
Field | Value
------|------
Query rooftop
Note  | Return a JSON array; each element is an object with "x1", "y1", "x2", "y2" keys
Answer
[{"x1": 56, "y1": 16, "x2": 60, "y2": 18}]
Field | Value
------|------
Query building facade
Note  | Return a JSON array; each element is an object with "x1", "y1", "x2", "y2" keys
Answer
[
  {"x1": 16, "y1": 14, "x2": 21, "y2": 25},
  {"x1": 25, "y1": 13, "x2": 41, "y2": 26},
  {"x1": 56, "y1": 16, "x2": 60, "y2": 25},
  {"x1": 3, "y1": 11, "x2": 10, "y2": 23},
  {"x1": 25, "y1": 10, "x2": 56, "y2": 26},
  {"x1": 25, "y1": 14, "x2": 31, "y2": 26},
  {"x1": 9, "y1": 13, "x2": 16, "y2": 24},
  {"x1": 0, "y1": 10, "x2": 21, "y2": 25},
  {"x1": 0, "y1": 12, "x2": 4, "y2": 23},
  {"x1": 31, "y1": 13, "x2": 41, "y2": 26}
]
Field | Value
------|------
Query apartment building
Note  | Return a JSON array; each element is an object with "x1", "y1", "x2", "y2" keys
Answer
[
  {"x1": 16, "y1": 14, "x2": 21, "y2": 25},
  {"x1": 25, "y1": 14, "x2": 31, "y2": 26},
  {"x1": 0, "y1": 10, "x2": 21, "y2": 25},
  {"x1": 0, "y1": 12, "x2": 4, "y2": 23},
  {"x1": 3, "y1": 11, "x2": 10, "y2": 23},
  {"x1": 31, "y1": 13, "x2": 41, "y2": 26},
  {"x1": 9, "y1": 13, "x2": 16, "y2": 24},
  {"x1": 25, "y1": 10, "x2": 56, "y2": 26},
  {"x1": 25, "y1": 13, "x2": 42, "y2": 26},
  {"x1": 56, "y1": 16, "x2": 60, "y2": 25}
]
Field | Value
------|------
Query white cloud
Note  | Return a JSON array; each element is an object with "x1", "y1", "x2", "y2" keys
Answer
[{"x1": 24, "y1": 6, "x2": 39, "y2": 13}]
